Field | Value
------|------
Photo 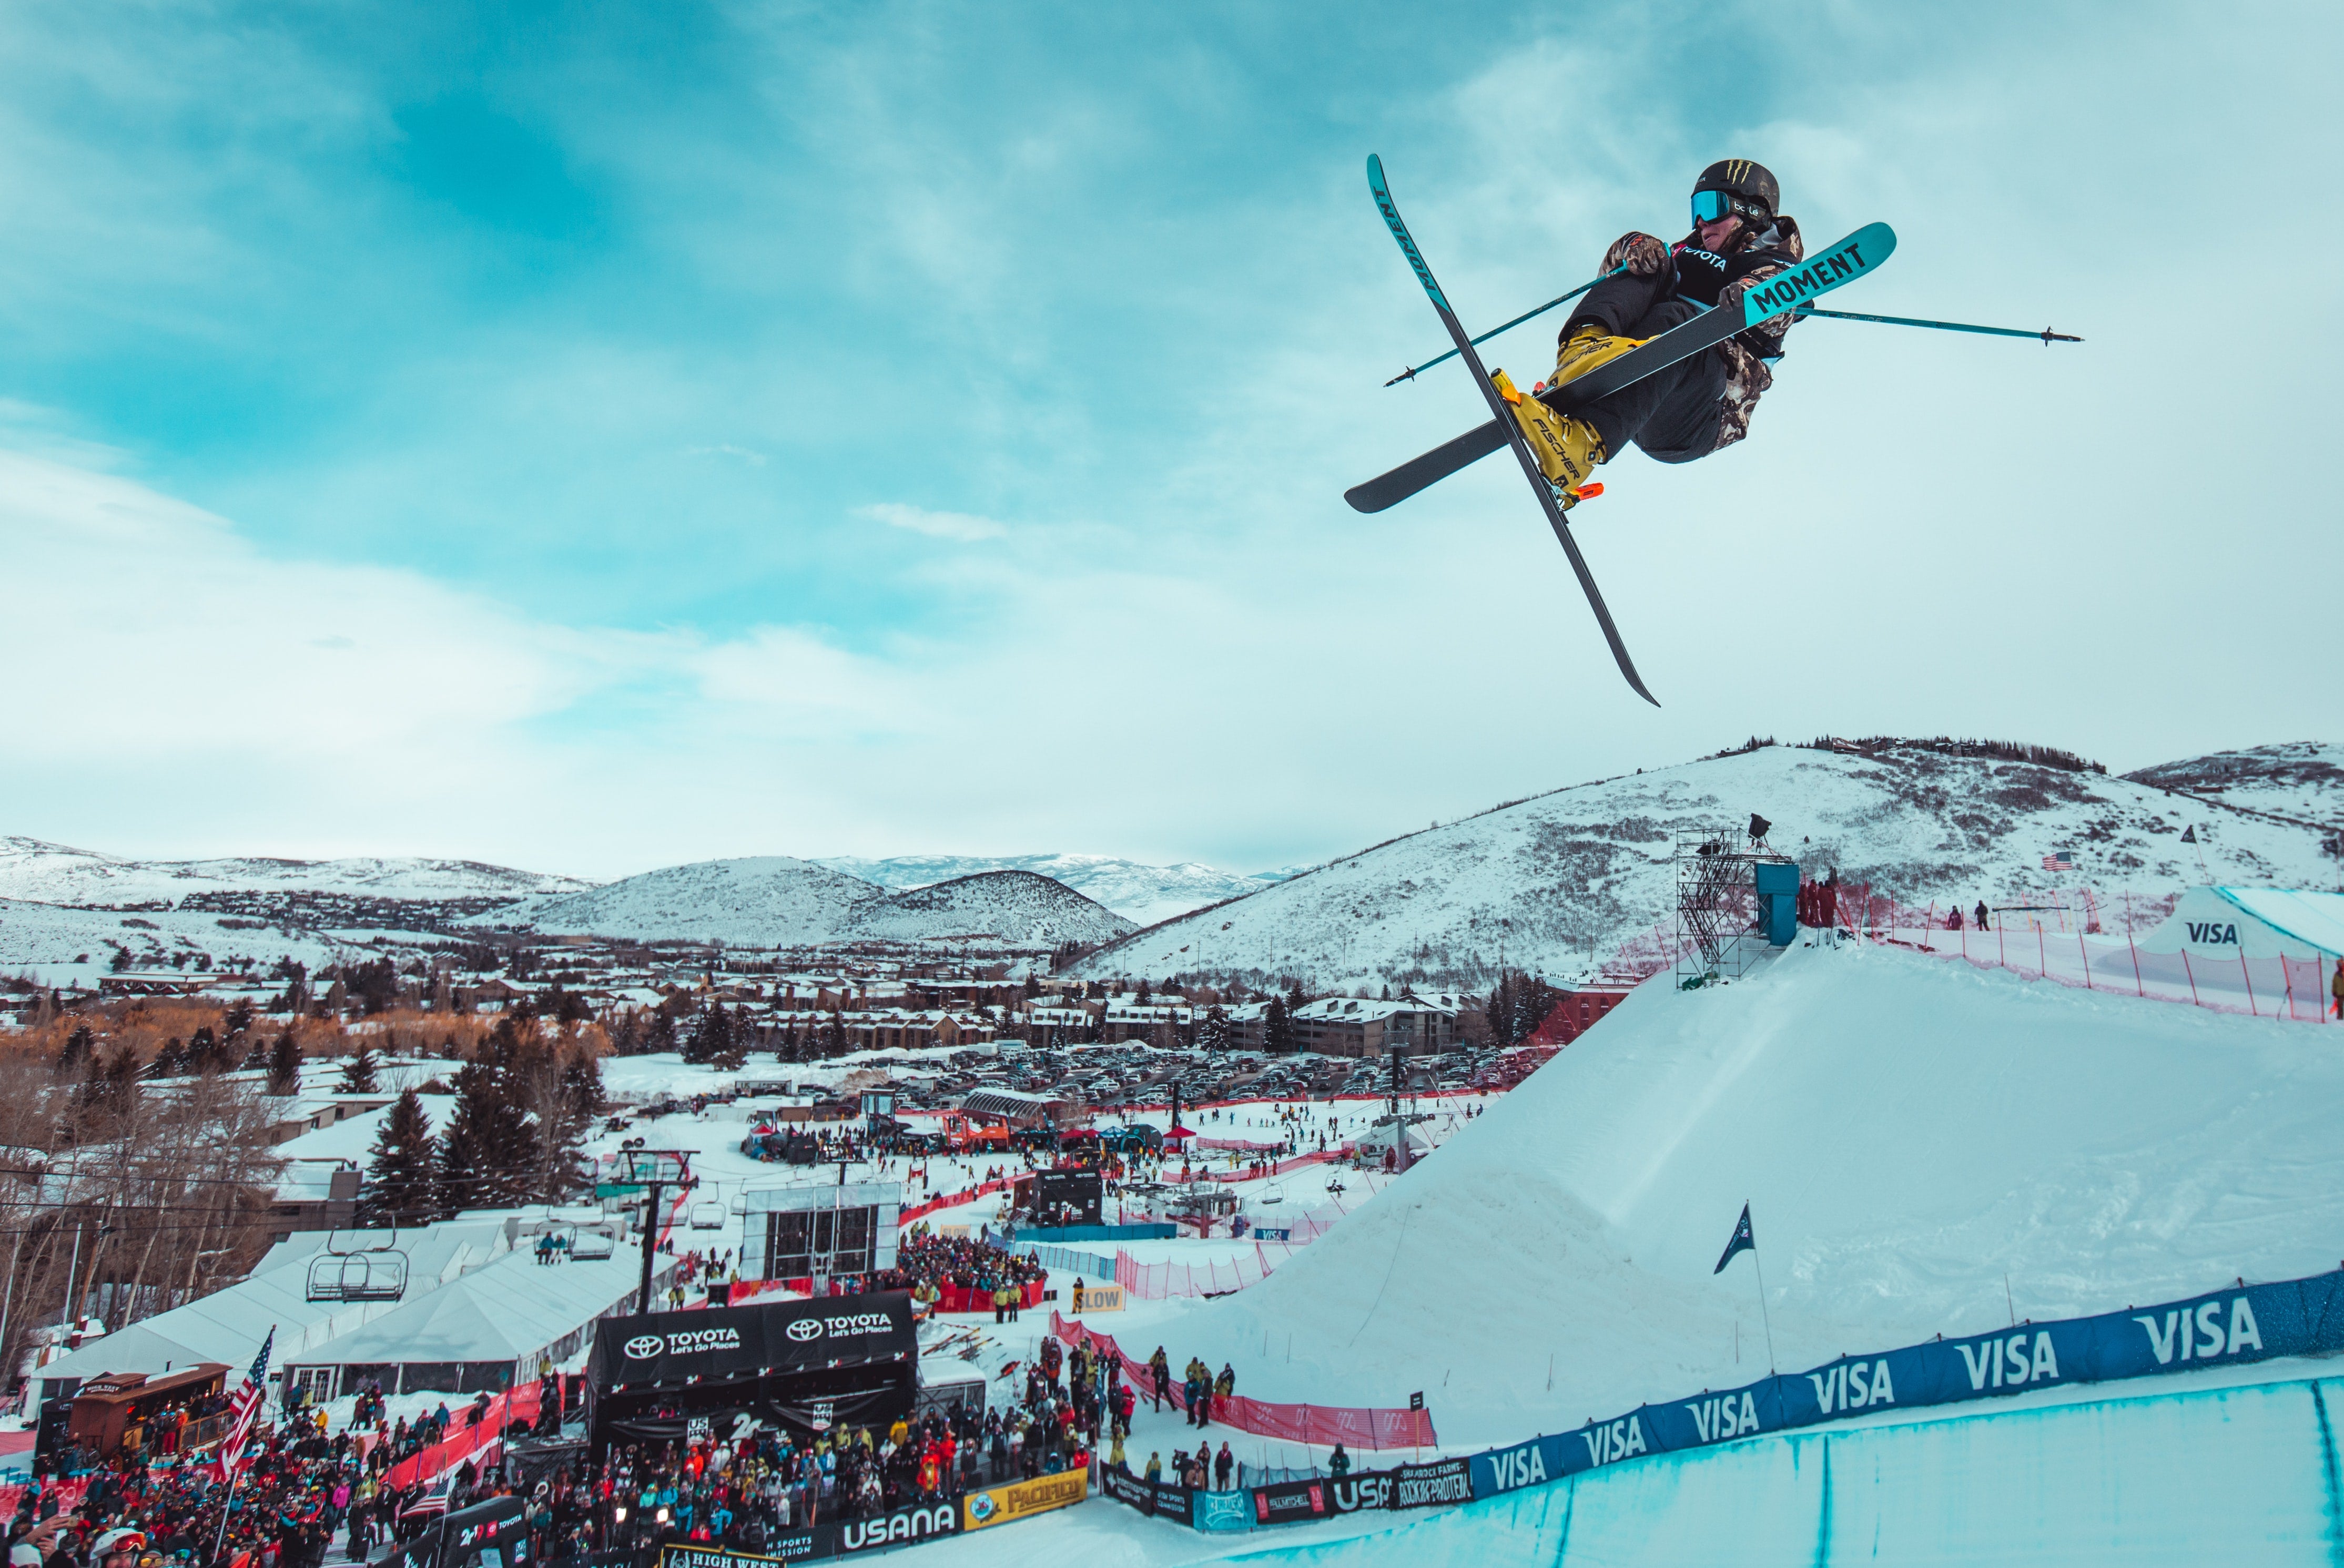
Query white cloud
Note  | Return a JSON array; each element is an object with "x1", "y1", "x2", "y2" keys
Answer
[{"x1": 855, "y1": 502, "x2": 1009, "y2": 542}]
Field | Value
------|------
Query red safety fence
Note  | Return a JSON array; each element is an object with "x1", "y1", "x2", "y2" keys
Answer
[
  {"x1": 1050, "y1": 1312, "x2": 1434, "y2": 1452},
  {"x1": 897, "y1": 1178, "x2": 1017, "y2": 1228},
  {"x1": 1862, "y1": 918, "x2": 2337, "y2": 1024},
  {"x1": 384, "y1": 1380, "x2": 541, "y2": 1491}
]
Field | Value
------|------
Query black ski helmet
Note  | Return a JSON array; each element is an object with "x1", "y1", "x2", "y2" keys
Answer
[{"x1": 1691, "y1": 158, "x2": 1779, "y2": 226}]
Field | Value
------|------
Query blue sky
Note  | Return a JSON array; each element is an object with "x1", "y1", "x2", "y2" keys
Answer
[{"x1": 3, "y1": 0, "x2": 2335, "y2": 879}]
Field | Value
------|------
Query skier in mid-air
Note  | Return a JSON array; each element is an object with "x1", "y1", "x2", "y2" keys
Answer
[{"x1": 1498, "y1": 159, "x2": 1803, "y2": 499}]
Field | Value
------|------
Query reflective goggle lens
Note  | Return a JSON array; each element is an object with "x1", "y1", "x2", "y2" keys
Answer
[{"x1": 1691, "y1": 189, "x2": 1733, "y2": 224}]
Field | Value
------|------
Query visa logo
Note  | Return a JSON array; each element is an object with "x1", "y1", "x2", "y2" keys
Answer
[
  {"x1": 2136, "y1": 1297, "x2": 2261, "y2": 1366},
  {"x1": 2185, "y1": 922, "x2": 2239, "y2": 945}
]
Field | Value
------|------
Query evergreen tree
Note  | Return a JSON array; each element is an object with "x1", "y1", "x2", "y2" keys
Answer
[
  {"x1": 823, "y1": 1011, "x2": 847, "y2": 1058},
  {"x1": 186, "y1": 1024, "x2": 226, "y2": 1074},
  {"x1": 56, "y1": 1023, "x2": 95, "y2": 1077},
  {"x1": 684, "y1": 1003, "x2": 732, "y2": 1066},
  {"x1": 150, "y1": 1036, "x2": 191, "y2": 1078},
  {"x1": 267, "y1": 1032, "x2": 303, "y2": 1095},
  {"x1": 362, "y1": 1089, "x2": 439, "y2": 1224},
  {"x1": 340, "y1": 1045, "x2": 380, "y2": 1094},
  {"x1": 1135, "y1": 978, "x2": 1152, "y2": 1006},
  {"x1": 438, "y1": 1060, "x2": 527, "y2": 1212},
  {"x1": 646, "y1": 1008, "x2": 678, "y2": 1056},
  {"x1": 1263, "y1": 995, "x2": 1294, "y2": 1054},
  {"x1": 222, "y1": 998, "x2": 255, "y2": 1042},
  {"x1": 1199, "y1": 1005, "x2": 1231, "y2": 1052},
  {"x1": 1484, "y1": 970, "x2": 1562, "y2": 1047},
  {"x1": 608, "y1": 1010, "x2": 643, "y2": 1057},
  {"x1": 242, "y1": 1033, "x2": 273, "y2": 1072}
]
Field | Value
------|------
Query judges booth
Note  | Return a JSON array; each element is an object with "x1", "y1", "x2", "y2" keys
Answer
[{"x1": 586, "y1": 1292, "x2": 919, "y2": 1453}]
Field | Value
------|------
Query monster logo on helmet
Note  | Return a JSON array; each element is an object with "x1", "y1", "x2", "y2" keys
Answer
[{"x1": 1690, "y1": 159, "x2": 1779, "y2": 230}]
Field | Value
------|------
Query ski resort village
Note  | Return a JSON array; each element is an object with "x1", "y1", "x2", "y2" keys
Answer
[{"x1": 0, "y1": 737, "x2": 2337, "y2": 1567}]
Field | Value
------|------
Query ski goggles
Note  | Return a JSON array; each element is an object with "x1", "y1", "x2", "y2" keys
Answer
[{"x1": 1691, "y1": 189, "x2": 1764, "y2": 226}]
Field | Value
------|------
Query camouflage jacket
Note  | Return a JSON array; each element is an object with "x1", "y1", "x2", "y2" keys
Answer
[{"x1": 1602, "y1": 216, "x2": 1805, "y2": 452}]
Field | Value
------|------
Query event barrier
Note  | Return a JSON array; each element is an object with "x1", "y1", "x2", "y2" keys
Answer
[
  {"x1": 1110, "y1": 1194, "x2": 1360, "y2": 1299},
  {"x1": 896, "y1": 1178, "x2": 1016, "y2": 1229},
  {"x1": 1460, "y1": 1265, "x2": 2344, "y2": 1502},
  {"x1": 1868, "y1": 923, "x2": 2333, "y2": 1023},
  {"x1": 1013, "y1": 1242, "x2": 1119, "y2": 1279},
  {"x1": 1016, "y1": 1223, "x2": 1178, "y2": 1243},
  {"x1": 1051, "y1": 1312, "x2": 1437, "y2": 1451},
  {"x1": 1083, "y1": 1263, "x2": 2344, "y2": 1545},
  {"x1": 385, "y1": 1381, "x2": 542, "y2": 1491}
]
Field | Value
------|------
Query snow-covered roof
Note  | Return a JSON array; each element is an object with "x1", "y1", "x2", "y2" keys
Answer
[{"x1": 308, "y1": 1246, "x2": 645, "y2": 1366}]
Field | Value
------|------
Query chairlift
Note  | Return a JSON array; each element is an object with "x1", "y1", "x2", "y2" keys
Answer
[
  {"x1": 1260, "y1": 1182, "x2": 1285, "y2": 1206},
  {"x1": 729, "y1": 1192, "x2": 749, "y2": 1217},
  {"x1": 572, "y1": 1229, "x2": 617, "y2": 1261},
  {"x1": 305, "y1": 1227, "x2": 410, "y2": 1304},
  {"x1": 689, "y1": 1200, "x2": 726, "y2": 1231}
]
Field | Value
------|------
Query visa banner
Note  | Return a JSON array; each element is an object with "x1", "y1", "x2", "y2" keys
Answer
[{"x1": 1472, "y1": 1270, "x2": 2342, "y2": 1500}]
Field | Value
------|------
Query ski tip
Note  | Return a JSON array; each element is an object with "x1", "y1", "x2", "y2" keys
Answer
[{"x1": 1343, "y1": 482, "x2": 1391, "y2": 514}]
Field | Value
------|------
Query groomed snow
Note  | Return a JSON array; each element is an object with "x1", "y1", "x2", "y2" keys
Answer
[{"x1": 1123, "y1": 936, "x2": 2344, "y2": 1452}]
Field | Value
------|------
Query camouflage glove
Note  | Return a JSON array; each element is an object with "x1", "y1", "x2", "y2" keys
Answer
[
  {"x1": 1602, "y1": 231, "x2": 1672, "y2": 278},
  {"x1": 1717, "y1": 269, "x2": 1794, "y2": 354}
]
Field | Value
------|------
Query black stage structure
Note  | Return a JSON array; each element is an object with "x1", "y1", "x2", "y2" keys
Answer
[{"x1": 586, "y1": 1292, "x2": 918, "y2": 1456}]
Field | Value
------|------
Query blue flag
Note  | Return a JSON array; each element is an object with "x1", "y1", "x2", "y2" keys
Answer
[{"x1": 1714, "y1": 1203, "x2": 1756, "y2": 1274}]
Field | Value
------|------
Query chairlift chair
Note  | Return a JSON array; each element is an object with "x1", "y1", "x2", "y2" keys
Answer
[
  {"x1": 689, "y1": 1200, "x2": 725, "y2": 1231},
  {"x1": 305, "y1": 1228, "x2": 410, "y2": 1304},
  {"x1": 571, "y1": 1229, "x2": 617, "y2": 1261}
]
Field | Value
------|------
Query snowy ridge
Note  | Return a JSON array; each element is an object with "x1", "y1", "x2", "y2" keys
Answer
[
  {"x1": 0, "y1": 835, "x2": 587, "y2": 907},
  {"x1": 2123, "y1": 741, "x2": 2344, "y2": 827},
  {"x1": 505, "y1": 856, "x2": 886, "y2": 945},
  {"x1": 814, "y1": 853, "x2": 1261, "y2": 926},
  {"x1": 500, "y1": 858, "x2": 1131, "y2": 948},
  {"x1": 1072, "y1": 741, "x2": 2341, "y2": 990}
]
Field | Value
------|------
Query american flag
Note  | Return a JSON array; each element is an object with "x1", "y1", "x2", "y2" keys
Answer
[
  {"x1": 2042, "y1": 851, "x2": 2075, "y2": 872},
  {"x1": 216, "y1": 1326, "x2": 273, "y2": 1483}
]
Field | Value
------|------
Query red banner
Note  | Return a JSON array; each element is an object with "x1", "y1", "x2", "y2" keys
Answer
[
  {"x1": 1050, "y1": 1312, "x2": 1434, "y2": 1452},
  {"x1": 384, "y1": 1380, "x2": 542, "y2": 1491}
]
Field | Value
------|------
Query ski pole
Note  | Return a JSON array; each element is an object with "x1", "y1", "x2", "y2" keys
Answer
[
  {"x1": 1385, "y1": 267, "x2": 1626, "y2": 385},
  {"x1": 1790, "y1": 304, "x2": 2081, "y2": 344}
]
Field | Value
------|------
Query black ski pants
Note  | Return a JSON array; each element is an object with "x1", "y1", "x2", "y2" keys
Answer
[{"x1": 1563, "y1": 278, "x2": 1725, "y2": 465}]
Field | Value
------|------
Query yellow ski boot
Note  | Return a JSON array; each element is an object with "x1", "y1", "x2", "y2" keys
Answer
[
  {"x1": 1547, "y1": 322, "x2": 1646, "y2": 390},
  {"x1": 1491, "y1": 368, "x2": 1606, "y2": 504}
]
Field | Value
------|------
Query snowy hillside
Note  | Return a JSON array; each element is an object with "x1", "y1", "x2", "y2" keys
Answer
[
  {"x1": 835, "y1": 870, "x2": 1133, "y2": 946},
  {"x1": 816, "y1": 853, "x2": 1260, "y2": 926},
  {"x1": 511, "y1": 856, "x2": 885, "y2": 945},
  {"x1": 0, "y1": 897, "x2": 360, "y2": 988},
  {"x1": 1072, "y1": 740, "x2": 2340, "y2": 991},
  {"x1": 504, "y1": 858, "x2": 1130, "y2": 949},
  {"x1": 0, "y1": 836, "x2": 586, "y2": 907},
  {"x1": 1158, "y1": 940, "x2": 2344, "y2": 1450},
  {"x1": 2124, "y1": 741, "x2": 2344, "y2": 827}
]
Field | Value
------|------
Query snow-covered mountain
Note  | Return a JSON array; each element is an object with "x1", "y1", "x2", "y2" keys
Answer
[
  {"x1": 813, "y1": 853, "x2": 1262, "y2": 926},
  {"x1": 505, "y1": 858, "x2": 1131, "y2": 949},
  {"x1": 0, "y1": 836, "x2": 586, "y2": 908},
  {"x1": 511, "y1": 857, "x2": 884, "y2": 946},
  {"x1": 1071, "y1": 738, "x2": 2341, "y2": 992},
  {"x1": 833, "y1": 870, "x2": 1132, "y2": 947},
  {"x1": 2123, "y1": 741, "x2": 2344, "y2": 827}
]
